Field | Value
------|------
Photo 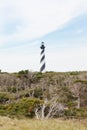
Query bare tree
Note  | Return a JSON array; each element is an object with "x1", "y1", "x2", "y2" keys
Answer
[
  {"x1": 72, "y1": 80, "x2": 87, "y2": 108},
  {"x1": 35, "y1": 97, "x2": 64, "y2": 119}
]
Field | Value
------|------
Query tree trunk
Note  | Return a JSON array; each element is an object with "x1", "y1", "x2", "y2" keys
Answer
[
  {"x1": 77, "y1": 96, "x2": 80, "y2": 109},
  {"x1": 41, "y1": 104, "x2": 46, "y2": 119}
]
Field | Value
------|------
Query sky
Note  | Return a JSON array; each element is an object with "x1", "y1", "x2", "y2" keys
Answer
[{"x1": 0, "y1": 0, "x2": 87, "y2": 72}]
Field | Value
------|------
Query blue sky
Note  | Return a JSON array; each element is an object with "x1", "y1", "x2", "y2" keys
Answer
[{"x1": 0, "y1": 0, "x2": 87, "y2": 72}]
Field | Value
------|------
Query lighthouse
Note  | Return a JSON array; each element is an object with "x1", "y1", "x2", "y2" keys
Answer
[{"x1": 40, "y1": 42, "x2": 46, "y2": 72}]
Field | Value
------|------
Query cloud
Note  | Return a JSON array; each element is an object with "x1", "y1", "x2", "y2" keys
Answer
[{"x1": 0, "y1": 0, "x2": 87, "y2": 47}]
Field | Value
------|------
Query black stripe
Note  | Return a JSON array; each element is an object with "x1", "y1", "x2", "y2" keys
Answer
[
  {"x1": 40, "y1": 55, "x2": 45, "y2": 63},
  {"x1": 40, "y1": 63, "x2": 45, "y2": 72},
  {"x1": 41, "y1": 49, "x2": 44, "y2": 55}
]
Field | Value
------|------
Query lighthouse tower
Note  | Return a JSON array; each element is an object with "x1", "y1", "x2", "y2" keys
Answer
[{"x1": 40, "y1": 42, "x2": 46, "y2": 72}]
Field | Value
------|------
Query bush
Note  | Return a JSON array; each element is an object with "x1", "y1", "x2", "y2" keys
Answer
[
  {"x1": 0, "y1": 105, "x2": 8, "y2": 116},
  {"x1": 34, "y1": 72, "x2": 43, "y2": 80},
  {"x1": 7, "y1": 86, "x2": 17, "y2": 93},
  {"x1": 0, "y1": 92, "x2": 9, "y2": 103},
  {"x1": 33, "y1": 87, "x2": 43, "y2": 98},
  {"x1": 69, "y1": 71, "x2": 79, "y2": 75},
  {"x1": 2, "y1": 98, "x2": 42, "y2": 118},
  {"x1": 64, "y1": 108, "x2": 87, "y2": 118}
]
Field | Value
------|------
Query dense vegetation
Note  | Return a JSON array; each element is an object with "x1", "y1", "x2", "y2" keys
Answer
[{"x1": 0, "y1": 70, "x2": 87, "y2": 119}]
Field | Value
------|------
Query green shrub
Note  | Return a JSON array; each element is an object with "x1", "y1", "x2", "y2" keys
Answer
[
  {"x1": 0, "y1": 105, "x2": 7, "y2": 116},
  {"x1": 0, "y1": 92, "x2": 9, "y2": 103},
  {"x1": 17, "y1": 70, "x2": 29, "y2": 78},
  {"x1": 34, "y1": 72, "x2": 43, "y2": 80},
  {"x1": 69, "y1": 71, "x2": 79, "y2": 75},
  {"x1": 7, "y1": 86, "x2": 17, "y2": 93},
  {"x1": 75, "y1": 80, "x2": 87, "y2": 84},
  {"x1": 64, "y1": 108, "x2": 87, "y2": 118},
  {"x1": 33, "y1": 87, "x2": 43, "y2": 98},
  {"x1": 5, "y1": 98, "x2": 42, "y2": 118}
]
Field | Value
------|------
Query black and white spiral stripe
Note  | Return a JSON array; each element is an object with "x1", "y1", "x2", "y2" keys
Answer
[{"x1": 40, "y1": 43, "x2": 45, "y2": 72}]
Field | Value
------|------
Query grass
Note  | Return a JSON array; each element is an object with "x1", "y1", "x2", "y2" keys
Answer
[{"x1": 0, "y1": 116, "x2": 87, "y2": 130}]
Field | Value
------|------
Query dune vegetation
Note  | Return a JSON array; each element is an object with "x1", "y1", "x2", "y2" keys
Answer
[{"x1": 0, "y1": 70, "x2": 87, "y2": 119}]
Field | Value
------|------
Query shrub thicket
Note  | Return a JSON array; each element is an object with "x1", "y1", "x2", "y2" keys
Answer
[{"x1": 0, "y1": 71, "x2": 87, "y2": 118}]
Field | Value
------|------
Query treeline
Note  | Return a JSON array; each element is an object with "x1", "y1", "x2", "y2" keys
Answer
[{"x1": 0, "y1": 70, "x2": 87, "y2": 119}]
